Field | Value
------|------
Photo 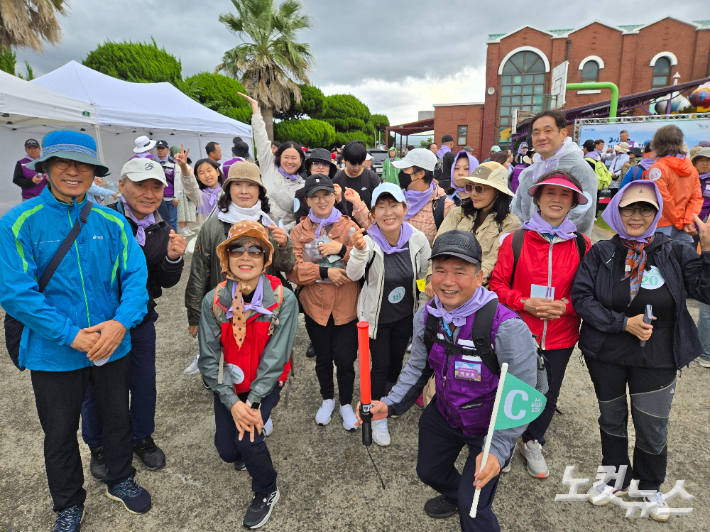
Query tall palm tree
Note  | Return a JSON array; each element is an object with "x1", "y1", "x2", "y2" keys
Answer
[
  {"x1": 217, "y1": 0, "x2": 314, "y2": 140},
  {"x1": 0, "y1": 0, "x2": 68, "y2": 52}
]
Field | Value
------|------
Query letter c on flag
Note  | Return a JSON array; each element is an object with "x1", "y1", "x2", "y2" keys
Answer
[{"x1": 504, "y1": 390, "x2": 528, "y2": 420}]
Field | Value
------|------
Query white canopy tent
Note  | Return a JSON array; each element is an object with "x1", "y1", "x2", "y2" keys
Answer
[
  {"x1": 0, "y1": 70, "x2": 99, "y2": 214},
  {"x1": 30, "y1": 61, "x2": 253, "y2": 189}
]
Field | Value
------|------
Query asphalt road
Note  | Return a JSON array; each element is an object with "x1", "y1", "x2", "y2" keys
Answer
[{"x1": 1, "y1": 226, "x2": 709, "y2": 531}]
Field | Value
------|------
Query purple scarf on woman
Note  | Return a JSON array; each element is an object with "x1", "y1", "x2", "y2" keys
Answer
[
  {"x1": 522, "y1": 212, "x2": 577, "y2": 241},
  {"x1": 517, "y1": 142, "x2": 528, "y2": 155},
  {"x1": 368, "y1": 222, "x2": 413, "y2": 254},
  {"x1": 586, "y1": 150, "x2": 600, "y2": 162},
  {"x1": 279, "y1": 166, "x2": 300, "y2": 181},
  {"x1": 404, "y1": 182, "x2": 435, "y2": 220},
  {"x1": 197, "y1": 186, "x2": 220, "y2": 216},
  {"x1": 429, "y1": 287, "x2": 498, "y2": 327},
  {"x1": 226, "y1": 276, "x2": 273, "y2": 318},
  {"x1": 601, "y1": 181, "x2": 663, "y2": 242},
  {"x1": 308, "y1": 208, "x2": 342, "y2": 237},
  {"x1": 450, "y1": 151, "x2": 480, "y2": 194},
  {"x1": 120, "y1": 195, "x2": 155, "y2": 246}
]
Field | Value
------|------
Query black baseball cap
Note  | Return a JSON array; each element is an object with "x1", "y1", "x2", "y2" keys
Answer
[
  {"x1": 25, "y1": 138, "x2": 40, "y2": 148},
  {"x1": 629, "y1": 147, "x2": 643, "y2": 157},
  {"x1": 155, "y1": 140, "x2": 169, "y2": 149},
  {"x1": 441, "y1": 134, "x2": 454, "y2": 143},
  {"x1": 431, "y1": 230, "x2": 482, "y2": 265},
  {"x1": 303, "y1": 173, "x2": 335, "y2": 198}
]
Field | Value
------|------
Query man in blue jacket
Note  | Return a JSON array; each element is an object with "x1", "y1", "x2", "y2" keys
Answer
[{"x1": 0, "y1": 131, "x2": 151, "y2": 532}]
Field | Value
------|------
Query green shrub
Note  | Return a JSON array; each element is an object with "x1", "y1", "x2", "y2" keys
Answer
[
  {"x1": 84, "y1": 38, "x2": 182, "y2": 86},
  {"x1": 274, "y1": 119, "x2": 336, "y2": 148}
]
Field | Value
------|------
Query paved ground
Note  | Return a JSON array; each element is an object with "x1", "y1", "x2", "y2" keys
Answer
[{"x1": 1, "y1": 226, "x2": 709, "y2": 531}]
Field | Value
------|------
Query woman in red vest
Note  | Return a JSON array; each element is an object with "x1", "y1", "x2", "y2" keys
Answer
[{"x1": 198, "y1": 220, "x2": 298, "y2": 529}]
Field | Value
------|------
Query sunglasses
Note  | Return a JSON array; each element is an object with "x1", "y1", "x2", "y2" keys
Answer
[
  {"x1": 228, "y1": 245, "x2": 264, "y2": 258},
  {"x1": 465, "y1": 184, "x2": 486, "y2": 194}
]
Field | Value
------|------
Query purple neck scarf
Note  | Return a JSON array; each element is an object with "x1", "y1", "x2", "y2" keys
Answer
[
  {"x1": 602, "y1": 181, "x2": 663, "y2": 242},
  {"x1": 308, "y1": 208, "x2": 342, "y2": 237},
  {"x1": 133, "y1": 152, "x2": 153, "y2": 160},
  {"x1": 522, "y1": 212, "x2": 577, "y2": 241},
  {"x1": 450, "y1": 151, "x2": 480, "y2": 194},
  {"x1": 368, "y1": 222, "x2": 413, "y2": 254},
  {"x1": 638, "y1": 157, "x2": 655, "y2": 171},
  {"x1": 120, "y1": 195, "x2": 155, "y2": 246},
  {"x1": 700, "y1": 171, "x2": 710, "y2": 181},
  {"x1": 279, "y1": 166, "x2": 300, "y2": 181},
  {"x1": 429, "y1": 287, "x2": 498, "y2": 328},
  {"x1": 197, "y1": 186, "x2": 220, "y2": 216},
  {"x1": 436, "y1": 145, "x2": 451, "y2": 159},
  {"x1": 226, "y1": 277, "x2": 273, "y2": 318},
  {"x1": 403, "y1": 182, "x2": 435, "y2": 220},
  {"x1": 586, "y1": 151, "x2": 600, "y2": 161}
]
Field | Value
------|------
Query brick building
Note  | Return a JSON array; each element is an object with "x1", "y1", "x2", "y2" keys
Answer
[{"x1": 432, "y1": 17, "x2": 710, "y2": 157}]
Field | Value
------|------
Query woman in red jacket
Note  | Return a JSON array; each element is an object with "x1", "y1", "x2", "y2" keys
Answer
[{"x1": 489, "y1": 169, "x2": 591, "y2": 479}]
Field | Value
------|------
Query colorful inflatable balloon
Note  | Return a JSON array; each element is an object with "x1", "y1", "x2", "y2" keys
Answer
[{"x1": 690, "y1": 82, "x2": 710, "y2": 112}]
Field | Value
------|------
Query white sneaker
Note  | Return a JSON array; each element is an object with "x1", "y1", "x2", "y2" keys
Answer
[
  {"x1": 698, "y1": 357, "x2": 710, "y2": 368},
  {"x1": 315, "y1": 399, "x2": 335, "y2": 426},
  {"x1": 372, "y1": 418, "x2": 391, "y2": 446},
  {"x1": 645, "y1": 491, "x2": 670, "y2": 522},
  {"x1": 264, "y1": 417, "x2": 273, "y2": 437},
  {"x1": 587, "y1": 482, "x2": 629, "y2": 506},
  {"x1": 519, "y1": 440, "x2": 549, "y2": 478},
  {"x1": 502, "y1": 443, "x2": 516, "y2": 473},
  {"x1": 340, "y1": 404, "x2": 359, "y2": 431},
  {"x1": 184, "y1": 354, "x2": 200, "y2": 375}
]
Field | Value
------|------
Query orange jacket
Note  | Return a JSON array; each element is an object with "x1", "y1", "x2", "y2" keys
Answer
[{"x1": 645, "y1": 156, "x2": 702, "y2": 229}]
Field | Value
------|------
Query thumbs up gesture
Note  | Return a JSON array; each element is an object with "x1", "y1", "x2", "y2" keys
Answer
[
  {"x1": 167, "y1": 229, "x2": 187, "y2": 260},
  {"x1": 693, "y1": 213, "x2": 710, "y2": 252},
  {"x1": 351, "y1": 227, "x2": 367, "y2": 251}
]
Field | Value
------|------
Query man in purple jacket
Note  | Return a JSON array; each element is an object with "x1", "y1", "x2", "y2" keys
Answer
[{"x1": 13, "y1": 138, "x2": 47, "y2": 201}]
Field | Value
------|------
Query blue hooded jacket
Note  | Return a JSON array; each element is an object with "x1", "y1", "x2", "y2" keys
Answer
[{"x1": 0, "y1": 186, "x2": 148, "y2": 371}]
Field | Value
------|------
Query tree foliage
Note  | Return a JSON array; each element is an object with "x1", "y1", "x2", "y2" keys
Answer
[
  {"x1": 275, "y1": 83, "x2": 325, "y2": 120},
  {"x1": 370, "y1": 113, "x2": 390, "y2": 131},
  {"x1": 83, "y1": 39, "x2": 183, "y2": 86},
  {"x1": 274, "y1": 118, "x2": 335, "y2": 148},
  {"x1": 319, "y1": 94, "x2": 371, "y2": 131},
  {"x1": 182, "y1": 72, "x2": 252, "y2": 122},
  {"x1": 0, "y1": 0, "x2": 67, "y2": 52},
  {"x1": 0, "y1": 45, "x2": 15, "y2": 75},
  {"x1": 334, "y1": 130, "x2": 369, "y2": 147}
]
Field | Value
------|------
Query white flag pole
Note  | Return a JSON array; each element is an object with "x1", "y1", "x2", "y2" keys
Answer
[{"x1": 470, "y1": 362, "x2": 509, "y2": 519}]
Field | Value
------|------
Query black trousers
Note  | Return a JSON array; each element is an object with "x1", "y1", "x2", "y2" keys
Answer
[
  {"x1": 370, "y1": 314, "x2": 413, "y2": 400},
  {"x1": 585, "y1": 356, "x2": 676, "y2": 491},
  {"x1": 304, "y1": 314, "x2": 358, "y2": 405},
  {"x1": 522, "y1": 346, "x2": 574, "y2": 445},
  {"x1": 416, "y1": 396, "x2": 501, "y2": 532},
  {"x1": 31, "y1": 354, "x2": 135, "y2": 512}
]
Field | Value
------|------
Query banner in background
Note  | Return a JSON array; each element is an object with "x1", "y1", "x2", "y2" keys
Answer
[{"x1": 577, "y1": 117, "x2": 710, "y2": 149}]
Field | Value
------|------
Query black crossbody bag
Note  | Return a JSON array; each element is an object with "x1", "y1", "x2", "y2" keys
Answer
[{"x1": 4, "y1": 201, "x2": 92, "y2": 370}]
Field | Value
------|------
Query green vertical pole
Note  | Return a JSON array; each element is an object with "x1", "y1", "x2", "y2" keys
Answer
[{"x1": 566, "y1": 82, "x2": 619, "y2": 119}]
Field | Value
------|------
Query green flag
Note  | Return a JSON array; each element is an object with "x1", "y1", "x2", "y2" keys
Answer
[{"x1": 493, "y1": 373, "x2": 547, "y2": 430}]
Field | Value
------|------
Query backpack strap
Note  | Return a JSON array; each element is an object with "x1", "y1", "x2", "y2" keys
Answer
[
  {"x1": 433, "y1": 196, "x2": 446, "y2": 229},
  {"x1": 509, "y1": 229, "x2": 526, "y2": 287},
  {"x1": 358, "y1": 249, "x2": 377, "y2": 288},
  {"x1": 574, "y1": 232, "x2": 586, "y2": 264}
]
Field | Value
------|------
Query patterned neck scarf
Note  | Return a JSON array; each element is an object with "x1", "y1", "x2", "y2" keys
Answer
[
  {"x1": 120, "y1": 195, "x2": 155, "y2": 246},
  {"x1": 621, "y1": 236, "x2": 654, "y2": 302}
]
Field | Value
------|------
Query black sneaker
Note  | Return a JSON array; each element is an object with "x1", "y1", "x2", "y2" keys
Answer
[
  {"x1": 424, "y1": 494, "x2": 458, "y2": 519},
  {"x1": 233, "y1": 459, "x2": 246, "y2": 471},
  {"x1": 89, "y1": 446, "x2": 106, "y2": 481},
  {"x1": 305, "y1": 343, "x2": 316, "y2": 358},
  {"x1": 243, "y1": 488, "x2": 280, "y2": 529},
  {"x1": 133, "y1": 437, "x2": 166, "y2": 470},
  {"x1": 106, "y1": 475, "x2": 152, "y2": 514},
  {"x1": 53, "y1": 504, "x2": 84, "y2": 532}
]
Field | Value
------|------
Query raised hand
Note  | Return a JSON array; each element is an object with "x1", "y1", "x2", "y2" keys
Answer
[
  {"x1": 351, "y1": 227, "x2": 367, "y2": 251},
  {"x1": 174, "y1": 143, "x2": 190, "y2": 170},
  {"x1": 693, "y1": 213, "x2": 710, "y2": 252},
  {"x1": 269, "y1": 223, "x2": 289, "y2": 248},
  {"x1": 237, "y1": 92, "x2": 260, "y2": 113},
  {"x1": 343, "y1": 187, "x2": 361, "y2": 204},
  {"x1": 333, "y1": 183, "x2": 343, "y2": 203},
  {"x1": 167, "y1": 230, "x2": 187, "y2": 259}
]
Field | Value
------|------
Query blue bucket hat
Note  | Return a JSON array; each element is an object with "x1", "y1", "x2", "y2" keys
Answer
[{"x1": 27, "y1": 130, "x2": 109, "y2": 177}]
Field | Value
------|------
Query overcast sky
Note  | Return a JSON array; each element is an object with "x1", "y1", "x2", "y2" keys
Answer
[{"x1": 15, "y1": 0, "x2": 708, "y2": 125}]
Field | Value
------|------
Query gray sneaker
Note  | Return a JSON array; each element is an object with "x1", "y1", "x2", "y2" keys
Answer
[
  {"x1": 502, "y1": 443, "x2": 516, "y2": 473},
  {"x1": 520, "y1": 440, "x2": 549, "y2": 478}
]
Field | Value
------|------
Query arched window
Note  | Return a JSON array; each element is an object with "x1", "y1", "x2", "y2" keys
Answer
[
  {"x1": 499, "y1": 51, "x2": 546, "y2": 145},
  {"x1": 652, "y1": 57, "x2": 671, "y2": 88},
  {"x1": 581, "y1": 61, "x2": 599, "y2": 82}
]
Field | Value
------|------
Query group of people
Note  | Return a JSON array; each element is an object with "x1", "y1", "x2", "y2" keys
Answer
[{"x1": 3, "y1": 96, "x2": 710, "y2": 532}]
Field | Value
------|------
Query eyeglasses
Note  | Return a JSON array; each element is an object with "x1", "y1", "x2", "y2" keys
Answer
[
  {"x1": 310, "y1": 192, "x2": 334, "y2": 203},
  {"x1": 619, "y1": 206, "x2": 656, "y2": 218},
  {"x1": 53, "y1": 158, "x2": 95, "y2": 173},
  {"x1": 228, "y1": 245, "x2": 264, "y2": 258},
  {"x1": 465, "y1": 184, "x2": 486, "y2": 194}
]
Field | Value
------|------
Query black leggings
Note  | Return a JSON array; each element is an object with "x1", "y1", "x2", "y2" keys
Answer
[
  {"x1": 585, "y1": 356, "x2": 676, "y2": 491},
  {"x1": 369, "y1": 315, "x2": 413, "y2": 400},
  {"x1": 304, "y1": 314, "x2": 358, "y2": 405}
]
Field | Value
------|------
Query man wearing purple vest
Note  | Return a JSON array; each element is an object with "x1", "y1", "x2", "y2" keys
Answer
[
  {"x1": 362, "y1": 230, "x2": 537, "y2": 532},
  {"x1": 13, "y1": 138, "x2": 48, "y2": 200}
]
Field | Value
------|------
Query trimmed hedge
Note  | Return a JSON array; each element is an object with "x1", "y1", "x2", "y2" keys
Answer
[
  {"x1": 84, "y1": 39, "x2": 182, "y2": 86},
  {"x1": 274, "y1": 119, "x2": 336, "y2": 148}
]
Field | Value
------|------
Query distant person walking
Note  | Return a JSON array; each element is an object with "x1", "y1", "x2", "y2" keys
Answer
[{"x1": 13, "y1": 138, "x2": 47, "y2": 201}]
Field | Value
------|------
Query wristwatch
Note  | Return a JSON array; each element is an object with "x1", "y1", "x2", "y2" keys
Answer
[{"x1": 250, "y1": 402, "x2": 261, "y2": 410}]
